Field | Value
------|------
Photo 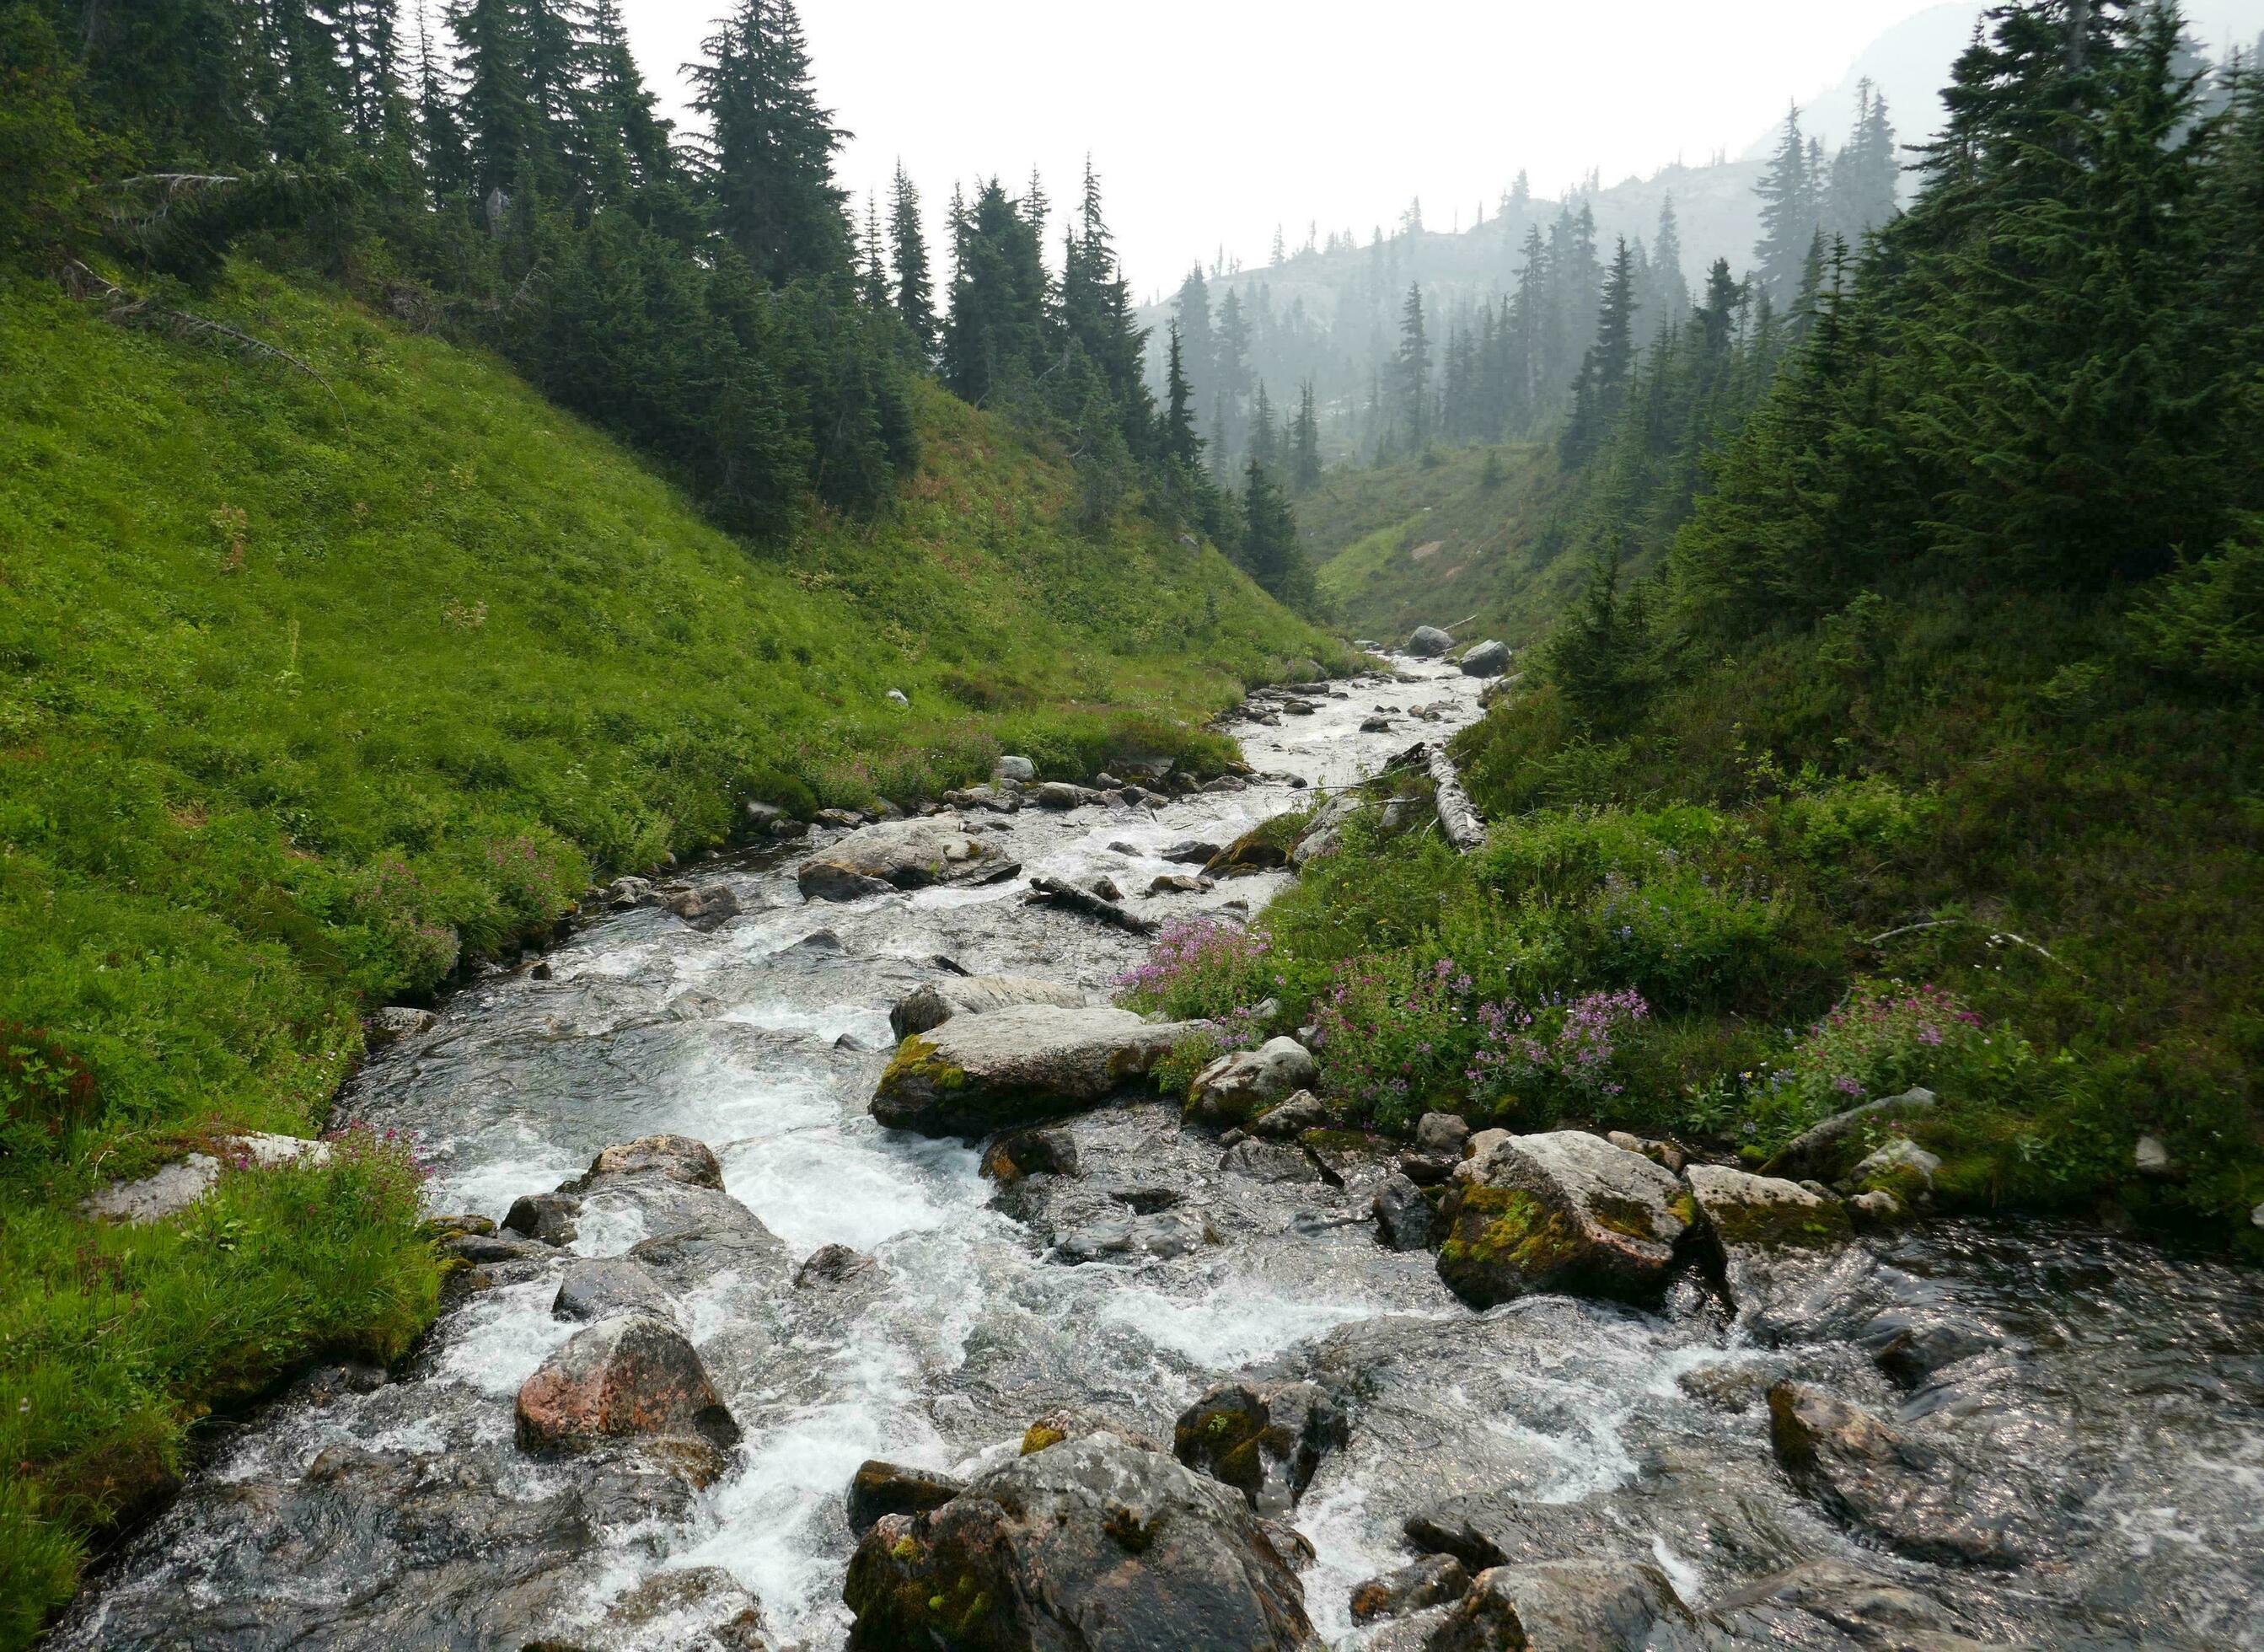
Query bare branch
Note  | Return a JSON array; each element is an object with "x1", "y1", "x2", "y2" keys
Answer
[{"x1": 63, "y1": 260, "x2": 347, "y2": 426}]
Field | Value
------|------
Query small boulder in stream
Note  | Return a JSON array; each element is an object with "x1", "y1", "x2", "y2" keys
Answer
[
  {"x1": 1408, "y1": 625, "x2": 1454, "y2": 657},
  {"x1": 567, "y1": 1133, "x2": 723, "y2": 1192},
  {"x1": 842, "y1": 1433, "x2": 1317, "y2": 1651},
  {"x1": 1458, "y1": 639, "x2": 1511, "y2": 678},
  {"x1": 871, "y1": 1005, "x2": 1197, "y2": 1137},
  {"x1": 514, "y1": 1315, "x2": 742, "y2": 1480},
  {"x1": 1349, "y1": 1553, "x2": 1471, "y2": 1625},
  {"x1": 1435, "y1": 1129, "x2": 1695, "y2": 1309},
  {"x1": 797, "y1": 814, "x2": 1017, "y2": 902},
  {"x1": 1687, "y1": 1163, "x2": 1864, "y2": 1341},
  {"x1": 552, "y1": 1258, "x2": 673, "y2": 1323},
  {"x1": 503, "y1": 1190, "x2": 582, "y2": 1247},
  {"x1": 1427, "y1": 1559, "x2": 1698, "y2": 1651},
  {"x1": 845, "y1": 1459, "x2": 966, "y2": 1536},
  {"x1": 1768, "y1": 1381, "x2": 2019, "y2": 1565},
  {"x1": 1188, "y1": 1036, "x2": 1319, "y2": 1126},
  {"x1": 1172, "y1": 1379, "x2": 1347, "y2": 1516},
  {"x1": 1373, "y1": 1173, "x2": 1434, "y2": 1251},
  {"x1": 888, "y1": 974, "x2": 1085, "y2": 1039}
]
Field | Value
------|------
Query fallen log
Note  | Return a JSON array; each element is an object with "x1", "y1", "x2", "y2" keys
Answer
[
  {"x1": 1423, "y1": 743, "x2": 1488, "y2": 852},
  {"x1": 1024, "y1": 877, "x2": 1159, "y2": 936}
]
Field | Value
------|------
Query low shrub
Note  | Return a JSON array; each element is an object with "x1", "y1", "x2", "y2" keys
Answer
[
  {"x1": 1113, "y1": 918, "x2": 1278, "y2": 1024},
  {"x1": 1465, "y1": 988, "x2": 1651, "y2": 1125},
  {"x1": 1311, "y1": 952, "x2": 1482, "y2": 1134}
]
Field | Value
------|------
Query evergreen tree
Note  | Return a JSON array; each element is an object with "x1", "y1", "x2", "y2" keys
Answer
[
  {"x1": 1290, "y1": 379, "x2": 1322, "y2": 491},
  {"x1": 1754, "y1": 103, "x2": 1820, "y2": 304},
  {"x1": 688, "y1": 0, "x2": 849, "y2": 284},
  {"x1": 414, "y1": 1, "x2": 471, "y2": 203},
  {"x1": 888, "y1": 159, "x2": 937, "y2": 356},
  {"x1": 582, "y1": 0, "x2": 673, "y2": 196},
  {"x1": 1650, "y1": 195, "x2": 1691, "y2": 328},
  {"x1": 1240, "y1": 456, "x2": 1317, "y2": 609},
  {"x1": 1396, "y1": 282, "x2": 1430, "y2": 451},
  {"x1": 1162, "y1": 320, "x2": 1203, "y2": 469},
  {"x1": 942, "y1": 175, "x2": 1046, "y2": 406},
  {"x1": 1563, "y1": 237, "x2": 1639, "y2": 463}
]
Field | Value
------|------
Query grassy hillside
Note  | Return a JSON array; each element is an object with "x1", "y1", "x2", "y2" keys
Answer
[
  {"x1": 1300, "y1": 442, "x2": 1581, "y2": 647},
  {"x1": 0, "y1": 266, "x2": 1344, "y2": 1639}
]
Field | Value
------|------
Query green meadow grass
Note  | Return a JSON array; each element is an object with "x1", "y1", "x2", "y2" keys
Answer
[{"x1": 0, "y1": 265, "x2": 1344, "y2": 1638}]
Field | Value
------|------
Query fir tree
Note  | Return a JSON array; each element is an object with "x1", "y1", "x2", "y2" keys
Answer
[
  {"x1": 688, "y1": 0, "x2": 850, "y2": 285},
  {"x1": 1290, "y1": 379, "x2": 1322, "y2": 492},
  {"x1": 1396, "y1": 282, "x2": 1430, "y2": 451},
  {"x1": 888, "y1": 159, "x2": 937, "y2": 356},
  {"x1": 1162, "y1": 320, "x2": 1203, "y2": 469},
  {"x1": 1754, "y1": 103, "x2": 1820, "y2": 304}
]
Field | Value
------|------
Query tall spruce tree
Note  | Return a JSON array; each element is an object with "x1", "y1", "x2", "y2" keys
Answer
[
  {"x1": 1290, "y1": 380, "x2": 1322, "y2": 491},
  {"x1": 1754, "y1": 103, "x2": 1821, "y2": 304},
  {"x1": 1396, "y1": 282, "x2": 1430, "y2": 451},
  {"x1": 688, "y1": 0, "x2": 849, "y2": 284},
  {"x1": 1563, "y1": 238, "x2": 1639, "y2": 464},
  {"x1": 888, "y1": 159, "x2": 937, "y2": 357}
]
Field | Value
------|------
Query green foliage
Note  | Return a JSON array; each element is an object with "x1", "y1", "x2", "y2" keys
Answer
[
  {"x1": 0, "y1": 3, "x2": 114, "y2": 267},
  {"x1": 1311, "y1": 951, "x2": 1480, "y2": 1134},
  {"x1": 2131, "y1": 524, "x2": 2264, "y2": 690},
  {"x1": 0, "y1": 1128, "x2": 440, "y2": 1643}
]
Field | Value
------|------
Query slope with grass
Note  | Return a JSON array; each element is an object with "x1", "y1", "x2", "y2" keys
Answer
[
  {"x1": 1300, "y1": 442, "x2": 1585, "y2": 646},
  {"x1": 0, "y1": 264, "x2": 1344, "y2": 1641}
]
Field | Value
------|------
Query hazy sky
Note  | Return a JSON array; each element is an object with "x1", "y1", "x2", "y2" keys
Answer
[{"x1": 620, "y1": 0, "x2": 2264, "y2": 301}]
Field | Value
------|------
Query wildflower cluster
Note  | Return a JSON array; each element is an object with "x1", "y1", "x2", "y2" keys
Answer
[
  {"x1": 1312, "y1": 954, "x2": 1478, "y2": 1134},
  {"x1": 1759, "y1": 978, "x2": 2025, "y2": 1143},
  {"x1": 1466, "y1": 988, "x2": 1651, "y2": 1117},
  {"x1": 1113, "y1": 918, "x2": 1274, "y2": 1022}
]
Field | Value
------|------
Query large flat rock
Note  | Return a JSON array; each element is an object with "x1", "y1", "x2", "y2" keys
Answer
[
  {"x1": 1435, "y1": 1129, "x2": 1695, "y2": 1309},
  {"x1": 872, "y1": 1004, "x2": 1197, "y2": 1137},
  {"x1": 797, "y1": 813, "x2": 1017, "y2": 902}
]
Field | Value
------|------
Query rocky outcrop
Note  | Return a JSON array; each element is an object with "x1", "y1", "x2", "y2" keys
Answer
[
  {"x1": 888, "y1": 975, "x2": 1085, "y2": 1039},
  {"x1": 1408, "y1": 625, "x2": 1454, "y2": 657},
  {"x1": 566, "y1": 1134, "x2": 723, "y2": 1192},
  {"x1": 797, "y1": 815, "x2": 1017, "y2": 903},
  {"x1": 842, "y1": 1434, "x2": 1318, "y2": 1650},
  {"x1": 1187, "y1": 1037, "x2": 1318, "y2": 1126},
  {"x1": 845, "y1": 1459, "x2": 965, "y2": 1537},
  {"x1": 1172, "y1": 1380, "x2": 1347, "y2": 1516},
  {"x1": 514, "y1": 1315, "x2": 741, "y2": 1482},
  {"x1": 1768, "y1": 1381, "x2": 2019, "y2": 1565},
  {"x1": 1458, "y1": 640, "x2": 1510, "y2": 678},
  {"x1": 81, "y1": 1133, "x2": 331, "y2": 1225},
  {"x1": 1435, "y1": 1130, "x2": 1695, "y2": 1309},
  {"x1": 1427, "y1": 1560, "x2": 1698, "y2": 1651},
  {"x1": 872, "y1": 1005, "x2": 1197, "y2": 1137}
]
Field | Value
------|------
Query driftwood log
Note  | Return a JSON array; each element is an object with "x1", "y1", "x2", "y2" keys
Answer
[
  {"x1": 1422, "y1": 743, "x2": 1488, "y2": 852},
  {"x1": 1024, "y1": 877, "x2": 1159, "y2": 936}
]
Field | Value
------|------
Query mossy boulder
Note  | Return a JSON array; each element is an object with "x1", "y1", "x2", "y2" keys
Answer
[
  {"x1": 1172, "y1": 1380, "x2": 1347, "y2": 1517},
  {"x1": 1435, "y1": 1131, "x2": 1695, "y2": 1309},
  {"x1": 844, "y1": 1434, "x2": 1317, "y2": 1650},
  {"x1": 871, "y1": 1006, "x2": 1198, "y2": 1137}
]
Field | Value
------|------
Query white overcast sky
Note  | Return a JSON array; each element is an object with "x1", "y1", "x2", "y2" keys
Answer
[{"x1": 620, "y1": 0, "x2": 2264, "y2": 301}]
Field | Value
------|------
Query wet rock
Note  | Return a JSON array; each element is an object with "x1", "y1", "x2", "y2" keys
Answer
[
  {"x1": 421, "y1": 1211, "x2": 495, "y2": 1242},
  {"x1": 888, "y1": 974, "x2": 1086, "y2": 1039},
  {"x1": 1408, "y1": 625, "x2": 1454, "y2": 657},
  {"x1": 1087, "y1": 874, "x2": 1124, "y2": 902},
  {"x1": 1188, "y1": 1036, "x2": 1319, "y2": 1126},
  {"x1": 1458, "y1": 640, "x2": 1511, "y2": 677},
  {"x1": 504, "y1": 1190, "x2": 583, "y2": 1247},
  {"x1": 1435, "y1": 1129, "x2": 1695, "y2": 1309},
  {"x1": 1027, "y1": 875, "x2": 1160, "y2": 935},
  {"x1": 1162, "y1": 838, "x2": 1225, "y2": 864},
  {"x1": 1261, "y1": 1518, "x2": 1317, "y2": 1571},
  {"x1": 569, "y1": 1133, "x2": 724, "y2": 1192},
  {"x1": 979, "y1": 1126, "x2": 1081, "y2": 1182},
  {"x1": 1173, "y1": 1380, "x2": 1348, "y2": 1516},
  {"x1": 943, "y1": 782, "x2": 1021, "y2": 815},
  {"x1": 1403, "y1": 1494, "x2": 1638, "y2": 1574},
  {"x1": 557, "y1": 1565, "x2": 771, "y2": 1652},
  {"x1": 797, "y1": 814, "x2": 1017, "y2": 902},
  {"x1": 1860, "y1": 1312, "x2": 2004, "y2": 1387},
  {"x1": 1360, "y1": 716, "x2": 1397, "y2": 732},
  {"x1": 1767, "y1": 1381, "x2": 2017, "y2": 1566},
  {"x1": 742, "y1": 800, "x2": 786, "y2": 833},
  {"x1": 794, "y1": 1242, "x2": 878, "y2": 1288},
  {"x1": 1249, "y1": 1090, "x2": 1329, "y2": 1140},
  {"x1": 842, "y1": 1434, "x2": 1317, "y2": 1651},
  {"x1": 1019, "y1": 1408, "x2": 1166, "y2": 1457},
  {"x1": 367, "y1": 1005, "x2": 437, "y2": 1046},
  {"x1": 845, "y1": 1459, "x2": 966, "y2": 1537},
  {"x1": 1712, "y1": 1558, "x2": 1988, "y2": 1650},
  {"x1": 1848, "y1": 1188, "x2": 1907, "y2": 1231},
  {"x1": 1416, "y1": 1112, "x2": 1472, "y2": 1156},
  {"x1": 1034, "y1": 781, "x2": 1104, "y2": 809},
  {"x1": 1146, "y1": 872, "x2": 1214, "y2": 895},
  {"x1": 1349, "y1": 1553, "x2": 1471, "y2": 1625},
  {"x1": 1104, "y1": 1183, "x2": 1185, "y2": 1214},
  {"x1": 1687, "y1": 1164, "x2": 1859, "y2": 1340},
  {"x1": 1428, "y1": 1560, "x2": 1698, "y2": 1650},
  {"x1": 625, "y1": 1213, "x2": 791, "y2": 1291},
  {"x1": 1373, "y1": 1173, "x2": 1434, "y2": 1252},
  {"x1": 553, "y1": 1258, "x2": 673, "y2": 1322},
  {"x1": 1762, "y1": 1088, "x2": 1936, "y2": 1180},
  {"x1": 663, "y1": 883, "x2": 741, "y2": 930},
  {"x1": 1054, "y1": 1210, "x2": 1210, "y2": 1263},
  {"x1": 514, "y1": 1315, "x2": 742, "y2": 1478},
  {"x1": 1399, "y1": 1151, "x2": 1456, "y2": 1188},
  {"x1": 604, "y1": 875, "x2": 658, "y2": 909},
  {"x1": 872, "y1": 1005, "x2": 1197, "y2": 1137},
  {"x1": 442, "y1": 1231, "x2": 558, "y2": 1265},
  {"x1": 1220, "y1": 1139, "x2": 1319, "y2": 1183}
]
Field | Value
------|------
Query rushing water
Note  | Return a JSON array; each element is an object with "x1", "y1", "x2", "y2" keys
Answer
[{"x1": 58, "y1": 660, "x2": 2264, "y2": 1651}]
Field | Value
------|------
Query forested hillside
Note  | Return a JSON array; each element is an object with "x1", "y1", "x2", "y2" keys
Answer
[
  {"x1": 0, "y1": 0, "x2": 1341, "y2": 1632},
  {"x1": 1238, "y1": 1, "x2": 2264, "y2": 1253}
]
